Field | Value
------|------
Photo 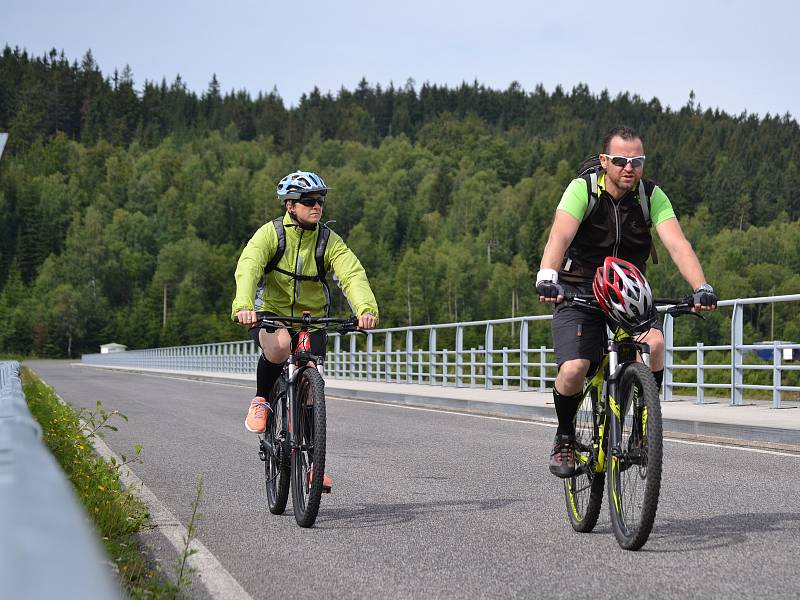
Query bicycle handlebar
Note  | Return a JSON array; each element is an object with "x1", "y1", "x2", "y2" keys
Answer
[
  {"x1": 561, "y1": 293, "x2": 702, "y2": 319},
  {"x1": 235, "y1": 312, "x2": 361, "y2": 334},
  {"x1": 252, "y1": 312, "x2": 357, "y2": 325}
]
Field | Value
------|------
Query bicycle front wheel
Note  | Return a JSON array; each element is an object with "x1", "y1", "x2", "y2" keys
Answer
[
  {"x1": 564, "y1": 386, "x2": 605, "y2": 532},
  {"x1": 607, "y1": 362, "x2": 663, "y2": 550},
  {"x1": 290, "y1": 368, "x2": 327, "y2": 528},
  {"x1": 265, "y1": 379, "x2": 290, "y2": 515}
]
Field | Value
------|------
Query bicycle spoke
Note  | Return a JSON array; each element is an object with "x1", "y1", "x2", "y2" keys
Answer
[
  {"x1": 265, "y1": 381, "x2": 290, "y2": 515},
  {"x1": 563, "y1": 387, "x2": 605, "y2": 533}
]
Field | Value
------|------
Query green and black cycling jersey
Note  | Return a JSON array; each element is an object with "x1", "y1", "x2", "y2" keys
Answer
[{"x1": 556, "y1": 173, "x2": 676, "y2": 284}]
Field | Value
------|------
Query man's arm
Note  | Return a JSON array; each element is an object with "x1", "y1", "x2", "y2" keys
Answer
[
  {"x1": 537, "y1": 210, "x2": 581, "y2": 303},
  {"x1": 540, "y1": 210, "x2": 581, "y2": 271},
  {"x1": 654, "y1": 217, "x2": 706, "y2": 290}
]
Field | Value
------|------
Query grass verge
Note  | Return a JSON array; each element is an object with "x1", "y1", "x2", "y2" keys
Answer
[{"x1": 21, "y1": 366, "x2": 185, "y2": 599}]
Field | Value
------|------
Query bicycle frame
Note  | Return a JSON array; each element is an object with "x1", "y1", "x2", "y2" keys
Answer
[
  {"x1": 285, "y1": 339, "x2": 322, "y2": 456},
  {"x1": 563, "y1": 292, "x2": 701, "y2": 548},
  {"x1": 256, "y1": 311, "x2": 359, "y2": 526},
  {"x1": 260, "y1": 321, "x2": 336, "y2": 462},
  {"x1": 580, "y1": 328, "x2": 651, "y2": 476}
]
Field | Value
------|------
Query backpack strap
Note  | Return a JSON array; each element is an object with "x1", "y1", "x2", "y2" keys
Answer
[
  {"x1": 315, "y1": 224, "x2": 332, "y2": 315},
  {"x1": 581, "y1": 172, "x2": 601, "y2": 222},
  {"x1": 315, "y1": 223, "x2": 331, "y2": 282},
  {"x1": 265, "y1": 222, "x2": 333, "y2": 313},
  {"x1": 264, "y1": 217, "x2": 286, "y2": 274},
  {"x1": 638, "y1": 180, "x2": 659, "y2": 264},
  {"x1": 638, "y1": 180, "x2": 651, "y2": 227}
]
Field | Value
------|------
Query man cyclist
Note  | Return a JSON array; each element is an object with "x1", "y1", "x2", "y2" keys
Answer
[
  {"x1": 535, "y1": 126, "x2": 717, "y2": 478},
  {"x1": 231, "y1": 171, "x2": 378, "y2": 490}
]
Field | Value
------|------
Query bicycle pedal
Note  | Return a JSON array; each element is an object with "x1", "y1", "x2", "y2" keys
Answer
[{"x1": 322, "y1": 486, "x2": 332, "y2": 494}]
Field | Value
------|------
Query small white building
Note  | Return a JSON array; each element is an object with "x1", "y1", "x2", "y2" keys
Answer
[{"x1": 100, "y1": 343, "x2": 127, "y2": 354}]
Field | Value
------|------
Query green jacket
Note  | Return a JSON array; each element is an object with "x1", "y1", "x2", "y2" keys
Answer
[{"x1": 231, "y1": 213, "x2": 379, "y2": 320}]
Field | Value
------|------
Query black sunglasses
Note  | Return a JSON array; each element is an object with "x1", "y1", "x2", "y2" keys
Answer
[
  {"x1": 603, "y1": 154, "x2": 646, "y2": 168},
  {"x1": 296, "y1": 196, "x2": 325, "y2": 207}
]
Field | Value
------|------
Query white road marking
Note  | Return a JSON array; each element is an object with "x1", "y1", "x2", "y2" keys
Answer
[
  {"x1": 660, "y1": 437, "x2": 799, "y2": 456},
  {"x1": 328, "y1": 396, "x2": 800, "y2": 457},
  {"x1": 90, "y1": 436, "x2": 255, "y2": 600}
]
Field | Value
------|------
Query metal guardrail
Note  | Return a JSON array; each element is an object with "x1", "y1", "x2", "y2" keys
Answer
[
  {"x1": 81, "y1": 294, "x2": 800, "y2": 408},
  {"x1": 0, "y1": 361, "x2": 120, "y2": 599}
]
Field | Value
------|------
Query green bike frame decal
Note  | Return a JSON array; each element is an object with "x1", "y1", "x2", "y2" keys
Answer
[
  {"x1": 609, "y1": 394, "x2": 621, "y2": 418},
  {"x1": 642, "y1": 406, "x2": 649, "y2": 445},
  {"x1": 579, "y1": 354, "x2": 609, "y2": 474},
  {"x1": 613, "y1": 327, "x2": 629, "y2": 342},
  {"x1": 611, "y1": 456, "x2": 622, "y2": 513},
  {"x1": 596, "y1": 415, "x2": 607, "y2": 473}
]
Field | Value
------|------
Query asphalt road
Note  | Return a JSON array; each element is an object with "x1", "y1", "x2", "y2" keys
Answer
[{"x1": 25, "y1": 360, "x2": 800, "y2": 599}]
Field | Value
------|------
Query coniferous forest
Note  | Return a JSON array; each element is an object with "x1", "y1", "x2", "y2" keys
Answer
[{"x1": 2, "y1": 46, "x2": 800, "y2": 358}]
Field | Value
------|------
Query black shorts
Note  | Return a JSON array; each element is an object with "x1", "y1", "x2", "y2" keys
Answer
[
  {"x1": 552, "y1": 283, "x2": 662, "y2": 369},
  {"x1": 248, "y1": 313, "x2": 328, "y2": 360}
]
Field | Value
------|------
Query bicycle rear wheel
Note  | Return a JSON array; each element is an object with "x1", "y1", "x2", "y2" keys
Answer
[
  {"x1": 564, "y1": 386, "x2": 605, "y2": 532},
  {"x1": 290, "y1": 368, "x2": 327, "y2": 528},
  {"x1": 264, "y1": 379, "x2": 290, "y2": 515},
  {"x1": 607, "y1": 362, "x2": 663, "y2": 550}
]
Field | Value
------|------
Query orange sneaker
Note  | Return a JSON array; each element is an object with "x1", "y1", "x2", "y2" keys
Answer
[
  {"x1": 308, "y1": 464, "x2": 333, "y2": 493},
  {"x1": 245, "y1": 397, "x2": 270, "y2": 433}
]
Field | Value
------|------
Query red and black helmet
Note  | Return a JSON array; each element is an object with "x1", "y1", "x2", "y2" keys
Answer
[{"x1": 592, "y1": 257, "x2": 657, "y2": 334}]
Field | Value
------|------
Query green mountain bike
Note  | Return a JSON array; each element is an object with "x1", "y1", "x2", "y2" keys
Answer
[{"x1": 563, "y1": 294, "x2": 697, "y2": 550}]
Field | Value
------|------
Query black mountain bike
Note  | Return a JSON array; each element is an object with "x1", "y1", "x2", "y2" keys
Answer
[
  {"x1": 562, "y1": 294, "x2": 699, "y2": 550},
  {"x1": 253, "y1": 311, "x2": 359, "y2": 528}
]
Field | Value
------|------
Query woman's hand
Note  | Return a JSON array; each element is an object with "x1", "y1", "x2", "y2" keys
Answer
[
  {"x1": 358, "y1": 312, "x2": 377, "y2": 330},
  {"x1": 236, "y1": 309, "x2": 258, "y2": 326}
]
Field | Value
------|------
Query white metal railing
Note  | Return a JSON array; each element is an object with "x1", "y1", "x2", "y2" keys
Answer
[{"x1": 81, "y1": 294, "x2": 800, "y2": 408}]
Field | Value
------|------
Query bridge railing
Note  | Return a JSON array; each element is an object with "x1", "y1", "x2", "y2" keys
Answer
[
  {"x1": 0, "y1": 361, "x2": 119, "y2": 598},
  {"x1": 81, "y1": 294, "x2": 800, "y2": 408}
]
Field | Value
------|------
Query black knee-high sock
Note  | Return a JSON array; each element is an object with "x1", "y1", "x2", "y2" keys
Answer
[
  {"x1": 653, "y1": 369, "x2": 664, "y2": 392},
  {"x1": 553, "y1": 387, "x2": 584, "y2": 437},
  {"x1": 257, "y1": 355, "x2": 284, "y2": 400}
]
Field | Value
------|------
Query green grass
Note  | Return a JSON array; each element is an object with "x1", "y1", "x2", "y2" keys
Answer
[{"x1": 21, "y1": 367, "x2": 186, "y2": 599}]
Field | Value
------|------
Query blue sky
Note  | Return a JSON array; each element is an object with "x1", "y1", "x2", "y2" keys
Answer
[{"x1": 4, "y1": 0, "x2": 797, "y2": 119}]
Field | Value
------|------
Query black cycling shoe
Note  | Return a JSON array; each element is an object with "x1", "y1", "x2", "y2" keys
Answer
[{"x1": 549, "y1": 434, "x2": 576, "y2": 478}]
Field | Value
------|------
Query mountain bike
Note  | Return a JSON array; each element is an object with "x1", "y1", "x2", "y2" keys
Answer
[
  {"x1": 252, "y1": 311, "x2": 359, "y2": 528},
  {"x1": 562, "y1": 294, "x2": 699, "y2": 550}
]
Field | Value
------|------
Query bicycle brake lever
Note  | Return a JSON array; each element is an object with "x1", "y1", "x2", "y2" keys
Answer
[{"x1": 666, "y1": 306, "x2": 705, "y2": 320}]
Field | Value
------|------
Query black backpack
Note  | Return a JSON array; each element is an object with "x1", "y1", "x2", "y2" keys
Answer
[
  {"x1": 264, "y1": 217, "x2": 332, "y2": 284},
  {"x1": 576, "y1": 155, "x2": 658, "y2": 264}
]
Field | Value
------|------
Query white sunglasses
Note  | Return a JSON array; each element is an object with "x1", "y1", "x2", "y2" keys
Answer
[{"x1": 603, "y1": 154, "x2": 646, "y2": 168}]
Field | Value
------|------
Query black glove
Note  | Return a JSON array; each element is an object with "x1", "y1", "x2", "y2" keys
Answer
[
  {"x1": 692, "y1": 283, "x2": 717, "y2": 309},
  {"x1": 536, "y1": 280, "x2": 564, "y2": 300}
]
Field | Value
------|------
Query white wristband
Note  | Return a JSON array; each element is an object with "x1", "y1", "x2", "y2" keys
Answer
[{"x1": 536, "y1": 268, "x2": 558, "y2": 284}]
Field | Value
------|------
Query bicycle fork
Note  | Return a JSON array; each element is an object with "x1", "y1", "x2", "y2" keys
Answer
[{"x1": 606, "y1": 340, "x2": 651, "y2": 510}]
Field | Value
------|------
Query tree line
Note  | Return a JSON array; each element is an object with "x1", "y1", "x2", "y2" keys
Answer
[{"x1": 1, "y1": 46, "x2": 799, "y2": 357}]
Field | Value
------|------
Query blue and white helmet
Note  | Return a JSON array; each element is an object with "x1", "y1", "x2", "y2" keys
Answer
[{"x1": 276, "y1": 171, "x2": 329, "y2": 203}]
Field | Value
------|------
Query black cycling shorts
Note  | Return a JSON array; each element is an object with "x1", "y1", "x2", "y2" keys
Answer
[
  {"x1": 552, "y1": 283, "x2": 662, "y2": 370},
  {"x1": 248, "y1": 312, "x2": 328, "y2": 360}
]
